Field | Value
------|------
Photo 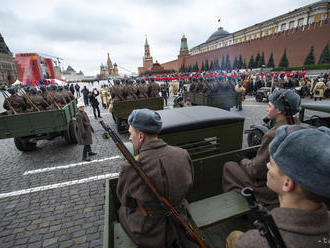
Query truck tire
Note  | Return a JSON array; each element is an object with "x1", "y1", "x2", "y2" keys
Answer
[
  {"x1": 14, "y1": 137, "x2": 37, "y2": 152},
  {"x1": 64, "y1": 120, "x2": 78, "y2": 144},
  {"x1": 255, "y1": 93, "x2": 263, "y2": 102},
  {"x1": 247, "y1": 129, "x2": 264, "y2": 147}
]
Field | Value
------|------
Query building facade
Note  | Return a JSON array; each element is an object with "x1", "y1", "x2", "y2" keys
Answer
[
  {"x1": 158, "y1": 0, "x2": 330, "y2": 71},
  {"x1": 0, "y1": 33, "x2": 17, "y2": 87},
  {"x1": 62, "y1": 65, "x2": 85, "y2": 81},
  {"x1": 99, "y1": 53, "x2": 118, "y2": 79}
]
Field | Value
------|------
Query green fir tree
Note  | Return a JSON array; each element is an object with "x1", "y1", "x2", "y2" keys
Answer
[
  {"x1": 225, "y1": 55, "x2": 231, "y2": 71},
  {"x1": 278, "y1": 49, "x2": 289, "y2": 68},
  {"x1": 201, "y1": 61, "x2": 205, "y2": 71},
  {"x1": 238, "y1": 54, "x2": 243, "y2": 69},
  {"x1": 221, "y1": 56, "x2": 225, "y2": 70},
  {"x1": 318, "y1": 44, "x2": 330, "y2": 64},
  {"x1": 304, "y1": 46, "x2": 315, "y2": 65},
  {"x1": 255, "y1": 52, "x2": 261, "y2": 68},
  {"x1": 258, "y1": 52, "x2": 265, "y2": 67},
  {"x1": 248, "y1": 56, "x2": 255, "y2": 69},
  {"x1": 233, "y1": 57, "x2": 238, "y2": 69},
  {"x1": 267, "y1": 52, "x2": 274, "y2": 68}
]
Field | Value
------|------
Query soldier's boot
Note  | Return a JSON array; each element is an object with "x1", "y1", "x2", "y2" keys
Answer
[
  {"x1": 88, "y1": 152, "x2": 97, "y2": 156},
  {"x1": 82, "y1": 149, "x2": 91, "y2": 161}
]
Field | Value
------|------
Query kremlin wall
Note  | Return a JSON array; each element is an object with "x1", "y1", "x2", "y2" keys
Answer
[{"x1": 138, "y1": 0, "x2": 330, "y2": 74}]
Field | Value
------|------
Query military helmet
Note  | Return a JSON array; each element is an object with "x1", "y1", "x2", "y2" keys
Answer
[
  {"x1": 57, "y1": 85, "x2": 63, "y2": 90},
  {"x1": 140, "y1": 78, "x2": 146, "y2": 84},
  {"x1": 7, "y1": 86, "x2": 17, "y2": 95},
  {"x1": 30, "y1": 87, "x2": 37, "y2": 94},
  {"x1": 64, "y1": 85, "x2": 69, "y2": 90},
  {"x1": 51, "y1": 85, "x2": 57, "y2": 90},
  {"x1": 149, "y1": 77, "x2": 155, "y2": 82},
  {"x1": 136, "y1": 78, "x2": 141, "y2": 83},
  {"x1": 40, "y1": 85, "x2": 46, "y2": 92},
  {"x1": 24, "y1": 86, "x2": 31, "y2": 93}
]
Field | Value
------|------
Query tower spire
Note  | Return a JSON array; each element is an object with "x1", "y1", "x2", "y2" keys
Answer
[{"x1": 144, "y1": 35, "x2": 152, "y2": 60}]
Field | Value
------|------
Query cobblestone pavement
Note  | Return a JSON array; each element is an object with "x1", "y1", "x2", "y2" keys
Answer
[{"x1": 0, "y1": 85, "x2": 329, "y2": 248}]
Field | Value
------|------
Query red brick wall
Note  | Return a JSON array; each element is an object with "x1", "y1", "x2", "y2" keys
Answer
[{"x1": 160, "y1": 20, "x2": 330, "y2": 71}]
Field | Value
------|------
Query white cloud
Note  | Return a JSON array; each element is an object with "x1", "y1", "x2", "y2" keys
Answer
[{"x1": 1, "y1": 0, "x2": 317, "y2": 75}]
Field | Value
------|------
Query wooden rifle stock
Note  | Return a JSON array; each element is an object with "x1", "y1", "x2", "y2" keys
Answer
[
  {"x1": 1, "y1": 91, "x2": 18, "y2": 114},
  {"x1": 19, "y1": 89, "x2": 41, "y2": 112},
  {"x1": 99, "y1": 120, "x2": 209, "y2": 248},
  {"x1": 45, "y1": 90, "x2": 61, "y2": 109}
]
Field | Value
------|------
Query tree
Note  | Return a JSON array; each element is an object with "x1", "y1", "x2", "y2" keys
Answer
[
  {"x1": 248, "y1": 56, "x2": 255, "y2": 69},
  {"x1": 214, "y1": 58, "x2": 219, "y2": 70},
  {"x1": 201, "y1": 61, "x2": 205, "y2": 71},
  {"x1": 258, "y1": 52, "x2": 265, "y2": 67},
  {"x1": 255, "y1": 52, "x2": 261, "y2": 68},
  {"x1": 278, "y1": 48, "x2": 289, "y2": 68},
  {"x1": 221, "y1": 56, "x2": 225, "y2": 70},
  {"x1": 238, "y1": 54, "x2": 243, "y2": 69},
  {"x1": 210, "y1": 60, "x2": 214, "y2": 71},
  {"x1": 232, "y1": 57, "x2": 238, "y2": 69},
  {"x1": 195, "y1": 61, "x2": 199, "y2": 72},
  {"x1": 318, "y1": 44, "x2": 330, "y2": 64},
  {"x1": 225, "y1": 54, "x2": 231, "y2": 71},
  {"x1": 304, "y1": 46, "x2": 315, "y2": 65},
  {"x1": 267, "y1": 52, "x2": 274, "y2": 68},
  {"x1": 242, "y1": 59, "x2": 247, "y2": 69},
  {"x1": 205, "y1": 59, "x2": 209, "y2": 71}
]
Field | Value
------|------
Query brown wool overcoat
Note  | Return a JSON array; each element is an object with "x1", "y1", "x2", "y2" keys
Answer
[
  {"x1": 235, "y1": 204, "x2": 330, "y2": 248},
  {"x1": 117, "y1": 139, "x2": 193, "y2": 248},
  {"x1": 75, "y1": 110, "x2": 93, "y2": 145},
  {"x1": 222, "y1": 118, "x2": 289, "y2": 204}
]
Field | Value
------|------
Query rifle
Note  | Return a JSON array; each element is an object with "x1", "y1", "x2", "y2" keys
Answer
[
  {"x1": 99, "y1": 120, "x2": 209, "y2": 248},
  {"x1": 19, "y1": 89, "x2": 41, "y2": 112},
  {"x1": 45, "y1": 90, "x2": 61, "y2": 110},
  {"x1": 241, "y1": 187, "x2": 287, "y2": 248},
  {"x1": 1, "y1": 91, "x2": 18, "y2": 114}
]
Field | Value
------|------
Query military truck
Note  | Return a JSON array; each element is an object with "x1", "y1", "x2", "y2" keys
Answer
[
  {"x1": 185, "y1": 91, "x2": 238, "y2": 111},
  {"x1": 255, "y1": 86, "x2": 272, "y2": 102},
  {"x1": 0, "y1": 99, "x2": 78, "y2": 151},
  {"x1": 103, "y1": 106, "x2": 263, "y2": 248},
  {"x1": 245, "y1": 102, "x2": 330, "y2": 147},
  {"x1": 111, "y1": 97, "x2": 164, "y2": 133}
]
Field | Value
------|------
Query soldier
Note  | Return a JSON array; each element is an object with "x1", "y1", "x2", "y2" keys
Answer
[
  {"x1": 160, "y1": 83, "x2": 168, "y2": 106},
  {"x1": 63, "y1": 85, "x2": 75, "y2": 102},
  {"x1": 39, "y1": 85, "x2": 57, "y2": 110},
  {"x1": 189, "y1": 78, "x2": 197, "y2": 92},
  {"x1": 2, "y1": 86, "x2": 26, "y2": 114},
  {"x1": 49, "y1": 85, "x2": 66, "y2": 108},
  {"x1": 234, "y1": 82, "x2": 246, "y2": 111},
  {"x1": 137, "y1": 78, "x2": 149, "y2": 98},
  {"x1": 75, "y1": 102, "x2": 97, "y2": 161},
  {"x1": 75, "y1": 83, "x2": 80, "y2": 97},
  {"x1": 100, "y1": 86, "x2": 109, "y2": 108},
  {"x1": 111, "y1": 79, "x2": 125, "y2": 102},
  {"x1": 148, "y1": 77, "x2": 160, "y2": 98},
  {"x1": 227, "y1": 125, "x2": 330, "y2": 248},
  {"x1": 222, "y1": 89, "x2": 301, "y2": 204},
  {"x1": 81, "y1": 86, "x2": 89, "y2": 106},
  {"x1": 125, "y1": 79, "x2": 138, "y2": 100},
  {"x1": 173, "y1": 96, "x2": 185, "y2": 108},
  {"x1": 196, "y1": 77, "x2": 204, "y2": 93},
  {"x1": 88, "y1": 88, "x2": 101, "y2": 119},
  {"x1": 28, "y1": 87, "x2": 49, "y2": 111},
  {"x1": 117, "y1": 109, "x2": 193, "y2": 248}
]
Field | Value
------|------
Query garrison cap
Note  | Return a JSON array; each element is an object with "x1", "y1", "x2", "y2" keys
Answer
[
  {"x1": 268, "y1": 88, "x2": 300, "y2": 115},
  {"x1": 128, "y1": 108, "x2": 162, "y2": 134},
  {"x1": 269, "y1": 125, "x2": 330, "y2": 198}
]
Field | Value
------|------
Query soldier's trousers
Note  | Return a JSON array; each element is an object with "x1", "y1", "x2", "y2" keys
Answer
[{"x1": 83, "y1": 145, "x2": 92, "y2": 159}]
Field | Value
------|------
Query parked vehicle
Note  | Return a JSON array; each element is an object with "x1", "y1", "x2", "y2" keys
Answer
[
  {"x1": 110, "y1": 97, "x2": 163, "y2": 134},
  {"x1": 0, "y1": 99, "x2": 78, "y2": 151},
  {"x1": 255, "y1": 87, "x2": 272, "y2": 102},
  {"x1": 103, "y1": 106, "x2": 261, "y2": 248}
]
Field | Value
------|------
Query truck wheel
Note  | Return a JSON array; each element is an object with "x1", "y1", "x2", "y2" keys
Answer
[
  {"x1": 14, "y1": 137, "x2": 37, "y2": 152},
  {"x1": 64, "y1": 121, "x2": 78, "y2": 144},
  {"x1": 255, "y1": 94, "x2": 263, "y2": 102},
  {"x1": 247, "y1": 129, "x2": 264, "y2": 147}
]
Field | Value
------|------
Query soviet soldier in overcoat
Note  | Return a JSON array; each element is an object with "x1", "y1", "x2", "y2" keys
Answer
[
  {"x1": 117, "y1": 109, "x2": 194, "y2": 248},
  {"x1": 227, "y1": 125, "x2": 330, "y2": 248},
  {"x1": 313, "y1": 80, "x2": 327, "y2": 101},
  {"x1": 222, "y1": 89, "x2": 301, "y2": 204},
  {"x1": 75, "y1": 102, "x2": 97, "y2": 161},
  {"x1": 3, "y1": 86, "x2": 27, "y2": 114}
]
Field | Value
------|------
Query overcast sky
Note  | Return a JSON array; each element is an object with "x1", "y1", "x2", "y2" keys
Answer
[{"x1": 1, "y1": 0, "x2": 317, "y2": 76}]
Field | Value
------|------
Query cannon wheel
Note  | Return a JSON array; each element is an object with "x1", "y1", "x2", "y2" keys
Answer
[
  {"x1": 247, "y1": 129, "x2": 264, "y2": 147},
  {"x1": 14, "y1": 137, "x2": 37, "y2": 152}
]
